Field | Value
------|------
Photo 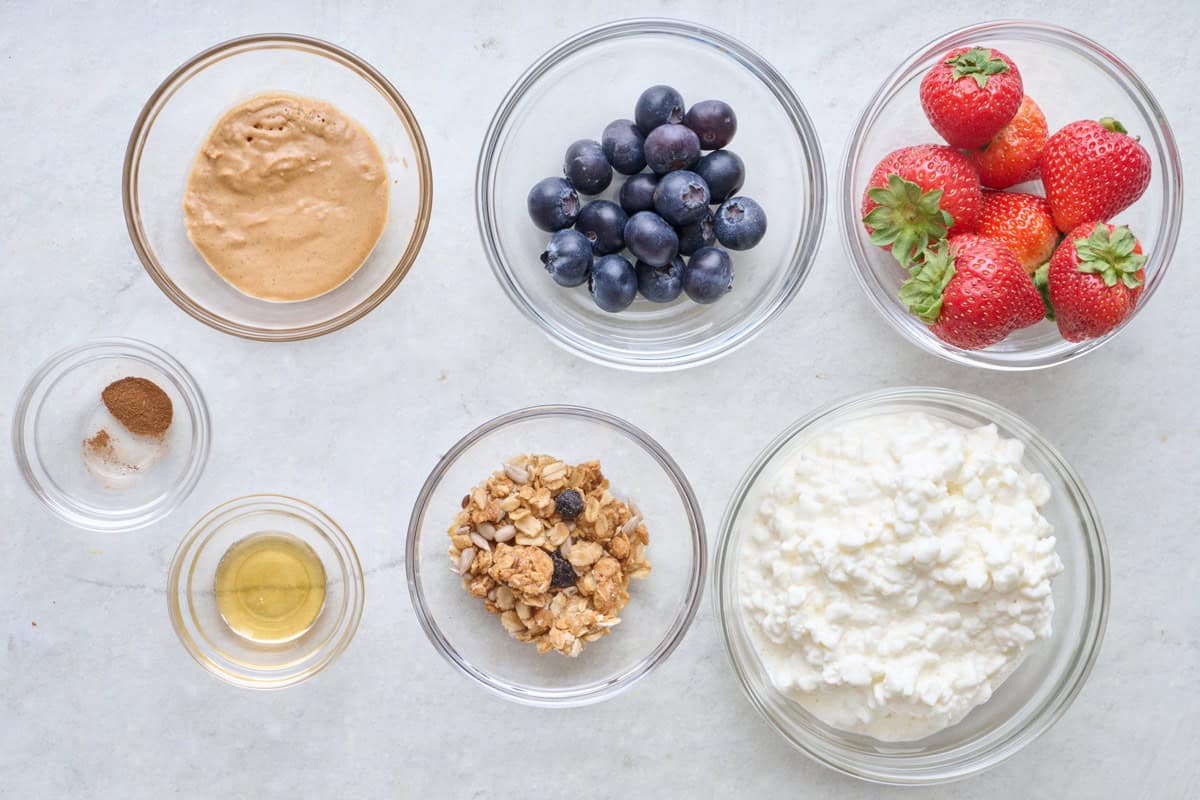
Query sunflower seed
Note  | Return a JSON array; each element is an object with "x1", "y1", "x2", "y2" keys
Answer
[{"x1": 458, "y1": 547, "x2": 476, "y2": 576}]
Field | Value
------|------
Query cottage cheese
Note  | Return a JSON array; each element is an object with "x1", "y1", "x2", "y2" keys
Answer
[{"x1": 738, "y1": 411, "x2": 1063, "y2": 741}]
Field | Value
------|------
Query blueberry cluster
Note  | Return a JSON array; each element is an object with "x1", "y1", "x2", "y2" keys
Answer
[{"x1": 526, "y1": 85, "x2": 768, "y2": 313}]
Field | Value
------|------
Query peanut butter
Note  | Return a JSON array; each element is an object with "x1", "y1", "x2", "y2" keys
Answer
[{"x1": 183, "y1": 93, "x2": 389, "y2": 302}]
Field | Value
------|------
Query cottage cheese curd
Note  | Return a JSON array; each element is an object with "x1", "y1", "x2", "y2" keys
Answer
[{"x1": 738, "y1": 411, "x2": 1063, "y2": 741}]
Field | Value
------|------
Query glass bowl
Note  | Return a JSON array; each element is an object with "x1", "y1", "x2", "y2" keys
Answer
[
  {"x1": 167, "y1": 494, "x2": 365, "y2": 689},
  {"x1": 12, "y1": 338, "x2": 210, "y2": 532},
  {"x1": 477, "y1": 18, "x2": 826, "y2": 370},
  {"x1": 713, "y1": 387, "x2": 1109, "y2": 784},
  {"x1": 841, "y1": 20, "x2": 1182, "y2": 370},
  {"x1": 407, "y1": 405, "x2": 706, "y2": 706},
  {"x1": 123, "y1": 33, "x2": 433, "y2": 341}
]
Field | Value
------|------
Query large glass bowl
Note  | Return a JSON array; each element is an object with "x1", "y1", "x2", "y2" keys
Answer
[
  {"x1": 841, "y1": 20, "x2": 1182, "y2": 370},
  {"x1": 124, "y1": 33, "x2": 433, "y2": 340},
  {"x1": 713, "y1": 387, "x2": 1109, "y2": 784},
  {"x1": 407, "y1": 405, "x2": 706, "y2": 706},
  {"x1": 477, "y1": 18, "x2": 826, "y2": 370}
]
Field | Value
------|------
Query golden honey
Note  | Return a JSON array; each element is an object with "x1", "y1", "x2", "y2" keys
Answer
[{"x1": 214, "y1": 533, "x2": 326, "y2": 644}]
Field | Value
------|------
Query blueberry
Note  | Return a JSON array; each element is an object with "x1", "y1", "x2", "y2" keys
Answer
[
  {"x1": 540, "y1": 229, "x2": 593, "y2": 287},
  {"x1": 653, "y1": 170, "x2": 711, "y2": 226},
  {"x1": 624, "y1": 211, "x2": 679, "y2": 267},
  {"x1": 714, "y1": 196, "x2": 767, "y2": 250},
  {"x1": 636, "y1": 255, "x2": 686, "y2": 303},
  {"x1": 619, "y1": 173, "x2": 659, "y2": 215},
  {"x1": 574, "y1": 200, "x2": 628, "y2": 256},
  {"x1": 643, "y1": 124, "x2": 701, "y2": 174},
  {"x1": 527, "y1": 177, "x2": 580, "y2": 232},
  {"x1": 550, "y1": 550, "x2": 578, "y2": 589},
  {"x1": 695, "y1": 150, "x2": 745, "y2": 203},
  {"x1": 683, "y1": 246, "x2": 733, "y2": 303},
  {"x1": 563, "y1": 139, "x2": 612, "y2": 195},
  {"x1": 634, "y1": 84, "x2": 685, "y2": 132},
  {"x1": 555, "y1": 489, "x2": 584, "y2": 520},
  {"x1": 601, "y1": 119, "x2": 647, "y2": 175},
  {"x1": 589, "y1": 254, "x2": 638, "y2": 312},
  {"x1": 677, "y1": 210, "x2": 716, "y2": 256},
  {"x1": 684, "y1": 100, "x2": 738, "y2": 149}
]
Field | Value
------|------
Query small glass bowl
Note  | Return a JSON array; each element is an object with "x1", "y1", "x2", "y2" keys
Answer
[
  {"x1": 477, "y1": 18, "x2": 826, "y2": 370},
  {"x1": 124, "y1": 33, "x2": 433, "y2": 341},
  {"x1": 407, "y1": 405, "x2": 706, "y2": 706},
  {"x1": 168, "y1": 494, "x2": 365, "y2": 689},
  {"x1": 841, "y1": 20, "x2": 1182, "y2": 370},
  {"x1": 713, "y1": 387, "x2": 1109, "y2": 784},
  {"x1": 12, "y1": 338, "x2": 210, "y2": 532}
]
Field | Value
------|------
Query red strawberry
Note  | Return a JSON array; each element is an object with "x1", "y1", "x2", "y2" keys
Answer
[
  {"x1": 966, "y1": 95, "x2": 1047, "y2": 189},
  {"x1": 975, "y1": 191, "x2": 1059, "y2": 272},
  {"x1": 1046, "y1": 222, "x2": 1146, "y2": 341},
  {"x1": 920, "y1": 46, "x2": 1023, "y2": 149},
  {"x1": 862, "y1": 144, "x2": 982, "y2": 268},
  {"x1": 1040, "y1": 118, "x2": 1152, "y2": 232},
  {"x1": 900, "y1": 234, "x2": 1044, "y2": 349}
]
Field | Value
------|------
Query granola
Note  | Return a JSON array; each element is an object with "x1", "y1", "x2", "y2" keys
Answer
[{"x1": 448, "y1": 454, "x2": 651, "y2": 657}]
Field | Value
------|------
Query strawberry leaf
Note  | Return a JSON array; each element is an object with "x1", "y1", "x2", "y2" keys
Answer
[
  {"x1": 863, "y1": 174, "x2": 954, "y2": 269},
  {"x1": 1074, "y1": 224, "x2": 1146, "y2": 289},
  {"x1": 1033, "y1": 262, "x2": 1055, "y2": 321},
  {"x1": 1099, "y1": 116, "x2": 1128, "y2": 134},
  {"x1": 899, "y1": 241, "x2": 956, "y2": 324},
  {"x1": 947, "y1": 47, "x2": 1009, "y2": 89}
]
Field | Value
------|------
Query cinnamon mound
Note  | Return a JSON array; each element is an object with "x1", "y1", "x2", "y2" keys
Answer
[{"x1": 101, "y1": 377, "x2": 173, "y2": 437}]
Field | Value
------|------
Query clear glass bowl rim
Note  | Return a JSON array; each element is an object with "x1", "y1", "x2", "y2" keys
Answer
[
  {"x1": 475, "y1": 17, "x2": 828, "y2": 371},
  {"x1": 838, "y1": 19, "x2": 1183, "y2": 371},
  {"x1": 406, "y1": 404, "x2": 708, "y2": 706},
  {"x1": 712, "y1": 386, "x2": 1110, "y2": 785},
  {"x1": 122, "y1": 32, "x2": 434, "y2": 341},
  {"x1": 166, "y1": 493, "x2": 366, "y2": 690},
  {"x1": 11, "y1": 336, "x2": 211, "y2": 532}
]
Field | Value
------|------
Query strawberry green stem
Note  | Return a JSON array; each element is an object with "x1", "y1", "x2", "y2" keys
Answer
[
  {"x1": 863, "y1": 174, "x2": 954, "y2": 269},
  {"x1": 1099, "y1": 117, "x2": 1128, "y2": 134},
  {"x1": 1073, "y1": 224, "x2": 1146, "y2": 289},
  {"x1": 899, "y1": 241, "x2": 956, "y2": 324},
  {"x1": 947, "y1": 48, "x2": 1009, "y2": 88},
  {"x1": 1033, "y1": 263, "x2": 1055, "y2": 320}
]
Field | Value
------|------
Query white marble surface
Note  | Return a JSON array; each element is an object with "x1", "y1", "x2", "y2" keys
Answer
[{"x1": 2, "y1": 1, "x2": 1197, "y2": 797}]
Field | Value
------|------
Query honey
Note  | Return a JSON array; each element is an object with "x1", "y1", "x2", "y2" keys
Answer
[{"x1": 214, "y1": 533, "x2": 326, "y2": 644}]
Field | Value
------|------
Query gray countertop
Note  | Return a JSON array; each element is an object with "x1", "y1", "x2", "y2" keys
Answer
[{"x1": 1, "y1": 1, "x2": 1196, "y2": 797}]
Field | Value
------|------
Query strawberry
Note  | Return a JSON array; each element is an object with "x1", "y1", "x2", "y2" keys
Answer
[
  {"x1": 920, "y1": 46, "x2": 1023, "y2": 149},
  {"x1": 900, "y1": 235, "x2": 1044, "y2": 349},
  {"x1": 1040, "y1": 118, "x2": 1152, "y2": 232},
  {"x1": 966, "y1": 95, "x2": 1047, "y2": 189},
  {"x1": 862, "y1": 144, "x2": 982, "y2": 268},
  {"x1": 975, "y1": 191, "x2": 1059, "y2": 273},
  {"x1": 1046, "y1": 222, "x2": 1146, "y2": 341}
]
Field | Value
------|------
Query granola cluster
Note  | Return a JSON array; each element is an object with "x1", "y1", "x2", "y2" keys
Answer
[{"x1": 448, "y1": 454, "x2": 651, "y2": 657}]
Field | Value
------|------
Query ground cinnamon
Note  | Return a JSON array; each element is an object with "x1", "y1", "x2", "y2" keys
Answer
[
  {"x1": 83, "y1": 427, "x2": 134, "y2": 471},
  {"x1": 101, "y1": 377, "x2": 173, "y2": 437},
  {"x1": 84, "y1": 428, "x2": 112, "y2": 453}
]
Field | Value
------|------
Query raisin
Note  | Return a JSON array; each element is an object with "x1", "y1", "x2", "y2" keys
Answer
[
  {"x1": 555, "y1": 489, "x2": 584, "y2": 521},
  {"x1": 550, "y1": 550, "x2": 578, "y2": 589}
]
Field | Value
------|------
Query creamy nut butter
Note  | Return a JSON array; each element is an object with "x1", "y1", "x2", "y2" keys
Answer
[{"x1": 183, "y1": 93, "x2": 389, "y2": 302}]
